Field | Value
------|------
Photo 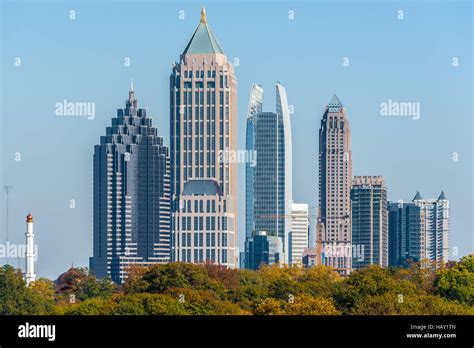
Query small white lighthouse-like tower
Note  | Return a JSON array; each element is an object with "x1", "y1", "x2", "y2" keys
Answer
[{"x1": 25, "y1": 213, "x2": 36, "y2": 286}]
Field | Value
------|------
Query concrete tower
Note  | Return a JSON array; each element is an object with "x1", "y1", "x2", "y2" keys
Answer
[
  {"x1": 170, "y1": 7, "x2": 238, "y2": 267},
  {"x1": 317, "y1": 95, "x2": 353, "y2": 275},
  {"x1": 25, "y1": 213, "x2": 36, "y2": 286}
]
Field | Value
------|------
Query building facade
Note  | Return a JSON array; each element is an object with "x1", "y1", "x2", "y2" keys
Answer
[
  {"x1": 289, "y1": 203, "x2": 309, "y2": 266},
  {"x1": 170, "y1": 8, "x2": 238, "y2": 267},
  {"x1": 245, "y1": 84, "x2": 263, "y2": 239},
  {"x1": 413, "y1": 191, "x2": 450, "y2": 267},
  {"x1": 350, "y1": 176, "x2": 388, "y2": 269},
  {"x1": 316, "y1": 95, "x2": 352, "y2": 275},
  {"x1": 387, "y1": 200, "x2": 426, "y2": 266},
  {"x1": 90, "y1": 85, "x2": 171, "y2": 283},
  {"x1": 388, "y1": 191, "x2": 449, "y2": 268},
  {"x1": 245, "y1": 83, "x2": 292, "y2": 267},
  {"x1": 244, "y1": 231, "x2": 283, "y2": 270}
]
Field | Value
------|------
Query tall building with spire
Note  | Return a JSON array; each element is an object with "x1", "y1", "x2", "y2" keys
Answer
[
  {"x1": 244, "y1": 83, "x2": 293, "y2": 267},
  {"x1": 90, "y1": 83, "x2": 171, "y2": 283},
  {"x1": 169, "y1": 8, "x2": 238, "y2": 267},
  {"x1": 316, "y1": 95, "x2": 352, "y2": 275}
]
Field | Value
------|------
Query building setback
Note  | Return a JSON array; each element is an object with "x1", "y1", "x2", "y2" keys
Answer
[
  {"x1": 351, "y1": 176, "x2": 388, "y2": 269},
  {"x1": 316, "y1": 95, "x2": 353, "y2": 275},
  {"x1": 170, "y1": 8, "x2": 238, "y2": 267},
  {"x1": 289, "y1": 203, "x2": 309, "y2": 266},
  {"x1": 245, "y1": 83, "x2": 293, "y2": 267},
  {"x1": 90, "y1": 85, "x2": 171, "y2": 283}
]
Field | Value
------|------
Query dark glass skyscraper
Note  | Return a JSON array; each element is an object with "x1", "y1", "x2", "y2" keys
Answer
[{"x1": 90, "y1": 84, "x2": 171, "y2": 283}]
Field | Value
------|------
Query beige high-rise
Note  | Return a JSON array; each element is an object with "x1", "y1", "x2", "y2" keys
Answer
[
  {"x1": 169, "y1": 8, "x2": 237, "y2": 267},
  {"x1": 316, "y1": 95, "x2": 352, "y2": 275}
]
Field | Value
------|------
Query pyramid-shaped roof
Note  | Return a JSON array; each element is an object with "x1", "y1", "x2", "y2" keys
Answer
[
  {"x1": 438, "y1": 191, "x2": 447, "y2": 200},
  {"x1": 328, "y1": 94, "x2": 343, "y2": 107},
  {"x1": 413, "y1": 191, "x2": 423, "y2": 201},
  {"x1": 182, "y1": 8, "x2": 224, "y2": 55}
]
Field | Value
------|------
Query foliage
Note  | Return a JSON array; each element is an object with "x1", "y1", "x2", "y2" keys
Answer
[
  {"x1": 2, "y1": 257, "x2": 474, "y2": 315},
  {"x1": 253, "y1": 295, "x2": 339, "y2": 315},
  {"x1": 0, "y1": 266, "x2": 54, "y2": 315},
  {"x1": 434, "y1": 255, "x2": 474, "y2": 305}
]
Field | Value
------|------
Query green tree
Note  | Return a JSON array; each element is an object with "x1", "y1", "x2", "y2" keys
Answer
[
  {"x1": 0, "y1": 266, "x2": 54, "y2": 315},
  {"x1": 435, "y1": 255, "x2": 474, "y2": 305}
]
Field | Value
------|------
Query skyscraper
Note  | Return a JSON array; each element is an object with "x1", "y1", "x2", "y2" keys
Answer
[
  {"x1": 316, "y1": 95, "x2": 352, "y2": 275},
  {"x1": 90, "y1": 84, "x2": 171, "y2": 283},
  {"x1": 289, "y1": 203, "x2": 309, "y2": 266},
  {"x1": 169, "y1": 8, "x2": 238, "y2": 267},
  {"x1": 245, "y1": 84, "x2": 263, "y2": 239},
  {"x1": 350, "y1": 176, "x2": 388, "y2": 269},
  {"x1": 388, "y1": 191, "x2": 450, "y2": 268},
  {"x1": 244, "y1": 231, "x2": 283, "y2": 270},
  {"x1": 413, "y1": 191, "x2": 450, "y2": 267},
  {"x1": 388, "y1": 201, "x2": 426, "y2": 266},
  {"x1": 245, "y1": 83, "x2": 292, "y2": 267}
]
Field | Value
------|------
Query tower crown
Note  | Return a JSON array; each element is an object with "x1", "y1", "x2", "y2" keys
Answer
[
  {"x1": 26, "y1": 213, "x2": 33, "y2": 223},
  {"x1": 182, "y1": 8, "x2": 224, "y2": 55}
]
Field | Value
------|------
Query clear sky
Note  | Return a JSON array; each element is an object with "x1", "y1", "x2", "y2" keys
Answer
[{"x1": 1, "y1": 0, "x2": 472, "y2": 279}]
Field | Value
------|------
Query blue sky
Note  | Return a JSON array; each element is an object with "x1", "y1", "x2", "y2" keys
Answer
[{"x1": 1, "y1": 0, "x2": 472, "y2": 279}]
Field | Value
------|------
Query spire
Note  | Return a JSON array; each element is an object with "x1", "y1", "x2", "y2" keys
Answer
[
  {"x1": 438, "y1": 191, "x2": 447, "y2": 200},
  {"x1": 126, "y1": 81, "x2": 137, "y2": 110},
  {"x1": 201, "y1": 6, "x2": 207, "y2": 23},
  {"x1": 182, "y1": 8, "x2": 224, "y2": 55},
  {"x1": 413, "y1": 191, "x2": 423, "y2": 201}
]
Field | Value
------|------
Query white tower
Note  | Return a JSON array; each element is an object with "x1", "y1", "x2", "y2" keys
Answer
[{"x1": 25, "y1": 213, "x2": 36, "y2": 285}]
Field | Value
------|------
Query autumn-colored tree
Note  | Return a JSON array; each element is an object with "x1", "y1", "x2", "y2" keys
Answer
[{"x1": 253, "y1": 295, "x2": 340, "y2": 315}]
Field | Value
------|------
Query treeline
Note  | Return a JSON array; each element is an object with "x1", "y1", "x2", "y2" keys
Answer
[{"x1": 0, "y1": 255, "x2": 473, "y2": 315}]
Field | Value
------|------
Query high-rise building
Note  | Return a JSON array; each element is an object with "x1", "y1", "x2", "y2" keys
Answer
[
  {"x1": 245, "y1": 84, "x2": 263, "y2": 239},
  {"x1": 245, "y1": 83, "x2": 292, "y2": 267},
  {"x1": 413, "y1": 191, "x2": 450, "y2": 267},
  {"x1": 289, "y1": 203, "x2": 309, "y2": 266},
  {"x1": 388, "y1": 200, "x2": 426, "y2": 266},
  {"x1": 388, "y1": 191, "x2": 450, "y2": 268},
  {"x1": 169, "y1": 8, "x2": 238, "y2": 267},
  {"x1": 316, "y1": 95, "x2": 352, "y2": 275},
  {"x1": 244, "y1": 231, "x2": 283, "y2": 270},
  {"x1": 90, "y1": 84, "x2": 171, "y2": 283},
  {"x1": 350, "y1": 176, "x2": 388, "y2": 269}
]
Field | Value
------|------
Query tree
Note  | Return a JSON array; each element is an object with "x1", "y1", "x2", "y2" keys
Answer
[
  {"x1": 0, "y1": 266, "x2": 54, "y2": 315},
  {"x1": 62, "y1": 298, "x2": 117, "y2": 315},
  {"x1": 435, "y1": 254, "x2": 474, "y2": 305},
  {"x1": 75, "y1": 276, "x2": 116, "y2": 301},
  {"x1": 253, "y1": 295, "x2": 340, "y2": 315}
]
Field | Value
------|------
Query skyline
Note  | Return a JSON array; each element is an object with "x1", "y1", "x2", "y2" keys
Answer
[{"x1": 1, "y1": 1, "x2": 472, "y2": 279}]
